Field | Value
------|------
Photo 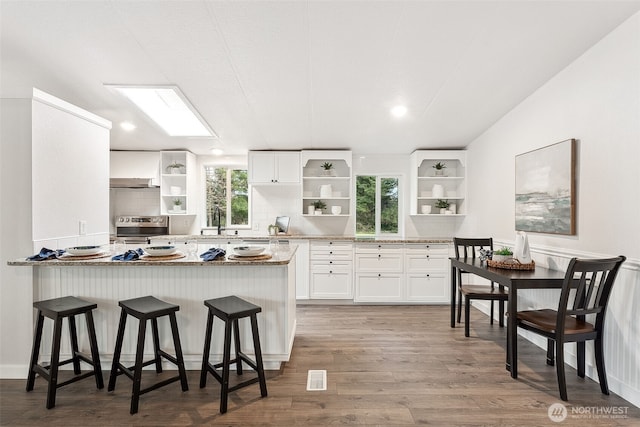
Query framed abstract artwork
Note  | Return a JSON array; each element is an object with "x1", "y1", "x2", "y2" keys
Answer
[{"x1": 515, "y1": 139, "x2": 576, "y2": 235}]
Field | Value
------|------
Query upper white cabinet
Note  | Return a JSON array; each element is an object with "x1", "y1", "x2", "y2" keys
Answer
[
  {"x1": 248, "y1": 151, "x2": 300, "y2": 184},
  {"x1": 160, "y1": 151, "x2": 196, "y2": 215},
  {"x1": 301, "y1": 150, "x2": 352, "y2": 217},
  {"x1": 409, "y1": 150, "x2": 466, "y2": 216}
]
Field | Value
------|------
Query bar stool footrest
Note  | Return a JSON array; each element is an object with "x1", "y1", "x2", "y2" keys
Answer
[{"x1": 139, "y1": 375, "x2": 183, "y2": 396}]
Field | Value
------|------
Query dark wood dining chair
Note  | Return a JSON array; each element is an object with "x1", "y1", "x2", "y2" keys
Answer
[
  {"x1": 515, "y1": 255, "x2": 626, "y2": 401},
  {"x1": 453, "y1": 237, "x2": 508, "y2": 337}
]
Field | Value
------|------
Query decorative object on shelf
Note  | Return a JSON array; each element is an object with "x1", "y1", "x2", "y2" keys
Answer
[
  {"x1": 514, "y1": 231, "x2": 532, "y2": 263},
  {"x1": 170, "y1": 186, "x2": 181, "y2": 195},
  {"x1": 172, "y1": 198, "x2": 183, "y2": 211},
  {"x1": 268, "y1": 224, "x2": 279, "y2": 236},
  {"x1": 421, "y1": 205, "x2": 431, "y2": 214},
  {"x1": 166, "y1": 162, "x2": 185, "y2": 174},
  {"x1": 515, "y1": 139, "x2": 576, "y2": 235},
  {"x1": 433, "y1": 162, "x2": 446, "y2": 176},
  {"x1": 492, "y1": 247, "x2": 513, "y2": 263},
  {"x1": 431, "y1": 184, "x2": 444, "y2": 198},
  {"x1": 330, "y1": 206, "x2": 342, "y2": 215},
  {"x1": 313, "y1": 200, "x2": 326, "y2": 215},
  {"x1": 321, "y1": 162, "x2": 335, "y2": 176},
  {"x1": 308, "y1": 205, "x2": 315, "y2": 215},
  {"x1": 435, "y1": 199, "x2": 449, "y2": 214},
  {"x1": 320, "y1": 184, "x2": 332, "y2": 198},
  {"x1": 449, "y1": 203, "x2": 457, "y2": 214}
]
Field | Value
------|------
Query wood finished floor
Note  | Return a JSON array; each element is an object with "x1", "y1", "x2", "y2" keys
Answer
[{"x1": 1, "y1": 305, "x2": 638, "y2": 426}]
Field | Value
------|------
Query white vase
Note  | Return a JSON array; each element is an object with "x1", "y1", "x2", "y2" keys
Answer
[
  {"x1": 440, "y1": 208, "x2": 446, "y2": 214},
  {"x1": 308, "y1": 205, "x2": 315, "y2": 215},
  {"x1": 421, "y1": 205, "x2": 431, "y2": 214},
  {"x1": 331, "y1": 206, "x2": 342, "y2": 215},
  {"x1": 432, "y1": 184, "x2": 444, "y2": 199}
]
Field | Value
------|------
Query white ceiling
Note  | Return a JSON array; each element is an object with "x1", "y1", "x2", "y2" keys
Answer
[{"x1": 2, "y1": 1, "x2": 639, "y2": 156}]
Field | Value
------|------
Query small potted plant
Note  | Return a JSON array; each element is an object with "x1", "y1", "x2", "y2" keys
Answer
[
  {"x1": 312, "y1": 200, "x2": 326, "y2": 214},
  {"x1": 492, "y1": 247, "x2": 513, "y2": 263},
  {"x1": 172, "y1": 198, "x2": 183, "y2": 211},
  {"x1": 433, "y1": 162, "x2": 446, "y2": 176},
  {"x1": 321, "y1": 162, "x2": 334, "y2": 176},
  {"x1": 435, "y1": 199, "x2": 450, "y2": 214},
  {"x1": 166, "y1": 162, "x2": 185, "y2": 174}
]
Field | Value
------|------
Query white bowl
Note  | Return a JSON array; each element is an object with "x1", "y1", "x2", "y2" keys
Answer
[
  {"x1": 233, "y1": 246, "x2": 265, "y2": 257},
  {"x1": 144, "y1": 246, "x2": 177, "y2": 256},
  {"x1": 66, "y1": 245, "x2": 103, "y2": 256}
]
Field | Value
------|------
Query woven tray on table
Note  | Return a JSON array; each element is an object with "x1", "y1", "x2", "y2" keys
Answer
[{"x1": 487, "y1": 259, "x2": 535, "y2": 270}]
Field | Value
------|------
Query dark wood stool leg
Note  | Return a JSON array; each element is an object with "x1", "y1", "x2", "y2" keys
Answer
[
  {"x1": 108, "y1": 309, "x2": 128, "y2": 392},
  {"x1": 464, "y1": 297, "x2": 471, "y2": 337},
  {"x1": 68, "y1": 315, "x2": 81, "y2": 374},
  {"x1": 220, "y1": 319, "x2": 233, "y2": 414},
  {"x1": 233, "y1": 318, "x2": 243, "y2": 375},
  {"x1": 46, "y1": 316, "x2": 64, "y2": 409},
  {"x1": 250, "y1": 314, "x2": 268, "y2": 398},
  {"x1": 85, "y1": 310, "x2": 104, "y2": 389},
  {"x1": 150, "y1": 318, "x2": 163, "y2": 373},
  {"x1": 168, "y1": 313, "x2": 189, "y2": 391},
  {"x1": 130, "y1": 317, "x2": 148, "y2": 415},
  {"x1": 200, "y1": 310, "x2": 214, "y2": 388},
  {"x1": 27, "y1": 310, "x2": 45, "y2": 392}
]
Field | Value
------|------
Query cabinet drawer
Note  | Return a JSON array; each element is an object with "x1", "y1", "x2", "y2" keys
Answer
[
  {"x1": 310, "y1": 261, "x2": 352, "y2": 271},
  {"x1": 405, "y1": 253, "x2": 448, "y2": 272},
  {"x1": 355, "y1": 273, "x2": 403, "y2": 302},
  {"x1": 404, "y1": 243, "x2": 449, "y2": 255},
  {"x1": 310, "y1": 270, "x2": 353, "y2": 299},
  {"x1": 311, "y1": 241, "x2": 353, "y2": 252},
  {"x1": 355, "y1": 253, "x2": 403, "y2": 272},
  {"x1": 355, "y1": 243, "x2": 404, "y2": 254},
  {"x1": 405, "y1": 273, "x2": 448, "y2": 303}
]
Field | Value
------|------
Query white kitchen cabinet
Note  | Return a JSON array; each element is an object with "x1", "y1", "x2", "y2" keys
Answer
[
  {"x1": 355, "y1": 274, "x2": 404, "y2": 302},
  {"x1": 410, "y1": 150, "x2": 466, "y2": 217},
  {"x1": 160, "y1": 151, "x2": 196, "y2": 215},
  {"x1": 301, "y1": 150, "x2": 352, "y2": 217},
  {"x1": 309, "y1": 240, "x2": 353, "y2": 299},
  {"x1": 248, "y1": 151, "x2": 300, "y2": 184},
  {"x1": 289, "y1": 239, "x2": 310, "y2": 300},
  {"x1": 404, "y1": 243, "x2": 450, "y2": 303},
  {"x1": 354, "y1": 243, "x2": 404, "y2": 303}
]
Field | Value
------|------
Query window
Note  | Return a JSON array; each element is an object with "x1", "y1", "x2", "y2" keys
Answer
[
  {"x1": 355, "y1": 175, "x2": 400, "y2": 237},
  {"x1": 204, "y1": 166, "x2": 249, "y2": 228}
]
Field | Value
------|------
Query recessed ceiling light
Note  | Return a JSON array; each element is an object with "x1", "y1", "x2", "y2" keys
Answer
[
  {"x1": 120, "y1": 121, "x2": 136, "y2": 132},
  {"x1": 211, "y1": 148, "x2": 224, "y2": 156},
  {"x1": 105, "y1": 85, "x2": 216, "y2": 137},
  {"x1": 390, "y1": 105, "x2": 408, "y2": 118}
]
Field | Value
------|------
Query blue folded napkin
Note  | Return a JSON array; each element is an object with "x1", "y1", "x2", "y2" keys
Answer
[
  {"x1": 27, "y1": 247, "x2": 65, "y2": 261},
  {"x1": 200, "y1": 247, "x2": 226, "y2": 261},
  {"x1": 111, "y1": 248, "x2": 144, "y2": 261}
]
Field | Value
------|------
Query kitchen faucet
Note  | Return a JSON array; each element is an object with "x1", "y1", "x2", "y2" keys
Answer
[{"x1": 213, "y1": 205, "x2": 223, "y2": 235}]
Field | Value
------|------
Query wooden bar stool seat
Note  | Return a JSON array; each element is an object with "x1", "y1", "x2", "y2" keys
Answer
[
  {"x1": 107, "y1": 296, "x2": 188, "y2": 414},
  {"x1": 200, "y1": 296, "x2": 267, "y2": 413},
  {"x1": 26, "y1": 296, "x2": 104, "y2": 409}
]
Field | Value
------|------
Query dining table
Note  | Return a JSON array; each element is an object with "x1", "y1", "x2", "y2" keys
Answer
[{"x1": 450, "y1": 257, "x2": 567, "y2": 378}]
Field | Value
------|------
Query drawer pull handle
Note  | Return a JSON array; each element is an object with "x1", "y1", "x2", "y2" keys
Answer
[
  {"x1": 378, "y1": 274, "x2": 381, "y2": 277},
  {"x1": 329, "y1": 251, "x2": 333, "y2": 254},
  {"x1": 378, "y1": 254, "x2": 381, "y2": 258},
  {"x1": 329, "y1": 261, "x2": 333, "y2": 264}
]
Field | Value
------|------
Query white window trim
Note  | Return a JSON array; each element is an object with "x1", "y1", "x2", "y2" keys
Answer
[
  {"x1": 201, "y1": 163, "x2": 251, "y2": 230},
  {"x1": 355, "y1": 174, "x2": 403, "y2": 238}
]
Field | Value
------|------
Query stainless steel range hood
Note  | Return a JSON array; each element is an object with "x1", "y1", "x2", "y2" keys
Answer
[{"x1": 110, "y1": 151, "x2": 160, "y2": 188}]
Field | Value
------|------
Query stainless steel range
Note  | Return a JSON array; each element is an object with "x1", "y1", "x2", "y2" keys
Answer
[{"x1": 114, "y1": 215, "x2": 169, "y2": 244}]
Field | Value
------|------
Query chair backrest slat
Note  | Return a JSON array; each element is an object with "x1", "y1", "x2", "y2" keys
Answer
[{"x1": 453, "y1": 237, "x2": 493, "y2": 261}]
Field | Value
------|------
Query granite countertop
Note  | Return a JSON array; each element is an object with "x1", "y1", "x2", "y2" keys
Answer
[
  {"x1": 154, "y1": 234, "x2": 452, "y2": 244},
  {"x1": 8, "y1": 245, "x2": 298, "y2": 267}
]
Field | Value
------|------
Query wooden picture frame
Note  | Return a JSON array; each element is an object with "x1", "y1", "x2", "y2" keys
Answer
[{"x1": 515, "y1": 139, "x2": 576, "y2": 235}]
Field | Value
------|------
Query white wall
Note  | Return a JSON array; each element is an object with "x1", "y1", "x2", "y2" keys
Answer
[
  {"x1": 465, "y1": 12, "x2": 640, "y2": 407},
  {"x1": 0, "y1": 89, "x2": 111, "y2": 378}
]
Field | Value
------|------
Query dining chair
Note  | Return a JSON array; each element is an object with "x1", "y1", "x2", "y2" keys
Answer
[
  {"x1": 453, "y1": 237, "x2": 508, "y2": 337},
  {"x1": 515, "y1": 255, "x2": 626, "y2": 401}
]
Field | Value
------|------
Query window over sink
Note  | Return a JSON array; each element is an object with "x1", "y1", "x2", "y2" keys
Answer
[{"x1": 204, "y1": 166, "x2": 249, "y2": 229}]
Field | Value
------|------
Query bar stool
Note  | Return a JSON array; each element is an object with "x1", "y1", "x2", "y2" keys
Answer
[
  {"x1": 26, "y1": 296, "x2": 104, "y2": 409},
  {"x1": 200, "y1": 296, "x2": 268, "y2": 413},
  {"x1": 107, "y1": 296, "x2": 188, "y2": 414}
]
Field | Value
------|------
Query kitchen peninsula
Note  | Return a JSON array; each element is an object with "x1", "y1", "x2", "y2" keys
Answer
[{"x1": 8, "y1": 246, "x2": 298, "y2": 370}]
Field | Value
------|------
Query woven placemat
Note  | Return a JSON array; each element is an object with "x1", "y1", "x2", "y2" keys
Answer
[
  {"x1": 228, "y1": 254, "x2": 272, "y2": 261},
  {"x1": 140, "y1": 252, "x2": 186, "y2": 261},
  {"x1": 487, "y1": 259, "x2": 535, "y2": 270},
  {"x1": 58, "y1": 252, "x2": 112, "y2": 260}
]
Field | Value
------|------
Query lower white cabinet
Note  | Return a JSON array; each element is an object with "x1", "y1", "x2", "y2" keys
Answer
[
  {"x1": 309, "y1": 241, "x2": 353, "y2": 299},
  {"x1": 355, "y1": 242, "x2": 450, "y2": 303}
]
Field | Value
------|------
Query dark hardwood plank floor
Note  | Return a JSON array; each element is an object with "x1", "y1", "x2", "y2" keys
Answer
[{"x1": 1, "y1": 305, "x2": 638, "y2": 426}]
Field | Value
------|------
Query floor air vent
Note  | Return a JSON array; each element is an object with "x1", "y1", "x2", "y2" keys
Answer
[{"x1": 306, "y1": 370, "x2": 327, "y2": 391}]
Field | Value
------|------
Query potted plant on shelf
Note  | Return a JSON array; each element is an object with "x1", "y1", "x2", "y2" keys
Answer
[
  {"x1": 312, "y1": 200, "x2": 326, "y2": 215},
  {"x1": 435, "y1": 199, "x2": 450, "y2": 214},
  {"x1": 433, "y1": 162, "x2": 447, "y2": 176},
  {"x1": 321, "y1": 162, "x2": 335, "y2": 176},
  {"x1": 492, "y1": 247, "x2": 513, "y2": 263},
  {"x1": 166, "y1": 162, "x2": 185, "y2": 174},
  {"x1": 172, "y1": 198, "x2": 183, "y2": 212}
]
